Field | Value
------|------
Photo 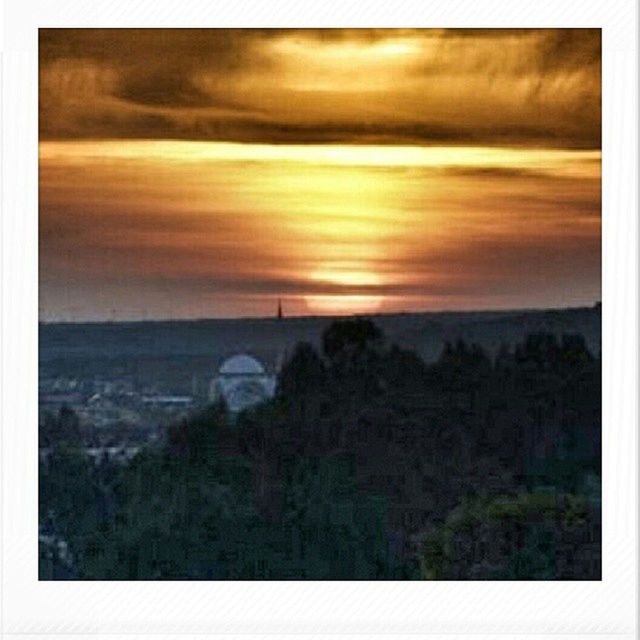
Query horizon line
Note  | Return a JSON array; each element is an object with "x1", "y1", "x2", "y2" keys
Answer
[{"x1": 38, "y1": 301, "x2": 601, "y2": 327}]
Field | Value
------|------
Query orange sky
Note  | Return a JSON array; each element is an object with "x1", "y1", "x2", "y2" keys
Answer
[{"x1": 39, "y1": 29, "x2": 601, "y2": 321}]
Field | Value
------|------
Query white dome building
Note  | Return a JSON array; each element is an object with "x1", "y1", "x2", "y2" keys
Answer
[
  {"x1": 209, "y1": 354, "x2": 276, "y2": 413},
  {"x1": 219, "y1": 354, "x2": 266, "y2": 376}
]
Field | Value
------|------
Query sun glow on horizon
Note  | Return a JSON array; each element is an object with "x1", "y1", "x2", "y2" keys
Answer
[
  {"x1": 309, "y1": 267, "x2": 384, "y2": 288},
  {"x1": 306, "y1": 267, "x2": 387, "y2": 313},
  {"x1": 39, "y1": 138, "x2": 601, "y2": 320},
  {"x1": 303, "y1": 294, "x2": 384, "y2": 315}
]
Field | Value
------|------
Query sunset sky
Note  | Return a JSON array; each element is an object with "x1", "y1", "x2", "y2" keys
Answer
[{"x1": 39, "y1": 29, "x2": 601, "y2": 321}]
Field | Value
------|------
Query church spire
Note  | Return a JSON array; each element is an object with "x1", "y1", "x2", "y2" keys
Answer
[{"x1": 277, "y1": 298, "x2": 283, "y2": 320}]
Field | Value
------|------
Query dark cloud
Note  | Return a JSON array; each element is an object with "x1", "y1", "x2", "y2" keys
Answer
[
  {"x1": 115, "y1": 68, "x2": 211, "y2": 108},
  {"x1": 39, "y1": 28, "x2": 600, "y2": 148}
]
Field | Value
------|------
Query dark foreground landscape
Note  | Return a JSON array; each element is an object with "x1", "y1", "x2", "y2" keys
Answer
[{"x1": 39, "y1": 305, "x2": 601, "y2": 579}]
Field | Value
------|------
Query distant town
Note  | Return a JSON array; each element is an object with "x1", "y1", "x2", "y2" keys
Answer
[{"x1": 39, "y1": 304, "x2": 601, "y2": 463}]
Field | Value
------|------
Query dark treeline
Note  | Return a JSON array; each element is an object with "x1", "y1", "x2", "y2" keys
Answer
[{"x1": 39, "y1": 319, "x2": 601, "y2": 580}]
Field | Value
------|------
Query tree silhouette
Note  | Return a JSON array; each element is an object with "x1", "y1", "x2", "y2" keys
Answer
[
  {"x1": 277, "y1": 342, "x2": 326, "y2": 399},
  {"x1": 322, "y1": 318, "x2": 384, "y2": 363}
]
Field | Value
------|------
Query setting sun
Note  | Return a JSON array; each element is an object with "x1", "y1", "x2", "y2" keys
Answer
[{"x1": 303, "y1": 294, "x2": 385, "y2": 315}]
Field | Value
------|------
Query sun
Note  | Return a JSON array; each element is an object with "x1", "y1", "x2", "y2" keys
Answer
[
  {"x1": 303, "y1": 294, "x2": 383, "y2": 315},
  {"x1": 304, "y1": 266, "x2": 385, "y2": 314}
]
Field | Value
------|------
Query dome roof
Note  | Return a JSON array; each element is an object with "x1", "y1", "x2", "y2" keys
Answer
[{"x1": 219, "y1": 354, "x2": 266, "y2": 376}]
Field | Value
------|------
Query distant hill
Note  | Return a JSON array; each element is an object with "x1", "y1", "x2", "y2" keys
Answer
[{"x1": 39, "y1": 305, "x2": 601, "y2": 393}]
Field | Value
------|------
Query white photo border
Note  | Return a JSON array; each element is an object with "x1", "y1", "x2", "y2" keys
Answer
[{"x1": 1, "y1": 0, "x2": 637, "y2": 637}]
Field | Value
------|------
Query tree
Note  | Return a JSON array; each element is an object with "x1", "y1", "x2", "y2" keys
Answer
[
  {"x1": 559, "y1": 334, "x2": 594, "y2": 369},
  {"x1": 322, "y1": 318, "x2": 385, "y2": 399},
  {"x1": 381, "y1": 344, "x2": 427, "y2": 393},
  {"x1": 166, "y1": 401, "x2": 228, "y2": 463},
  {"x1": 420, "y1": 491, "x2": 599, "y2": 580},
  {"x1": 277, "y1": 342, "x2": 326, "y2": 399},
  {"x1": 322, "y1": 318, "x2": 384, "y2": 363},
  {"x1": 40, "y1": 406, "x2": 82, "y2": 450}
]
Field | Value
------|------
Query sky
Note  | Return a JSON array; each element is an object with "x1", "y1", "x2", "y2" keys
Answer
[{"x1": 39, "y1": 29, "x2": 601, "y2": 321}]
